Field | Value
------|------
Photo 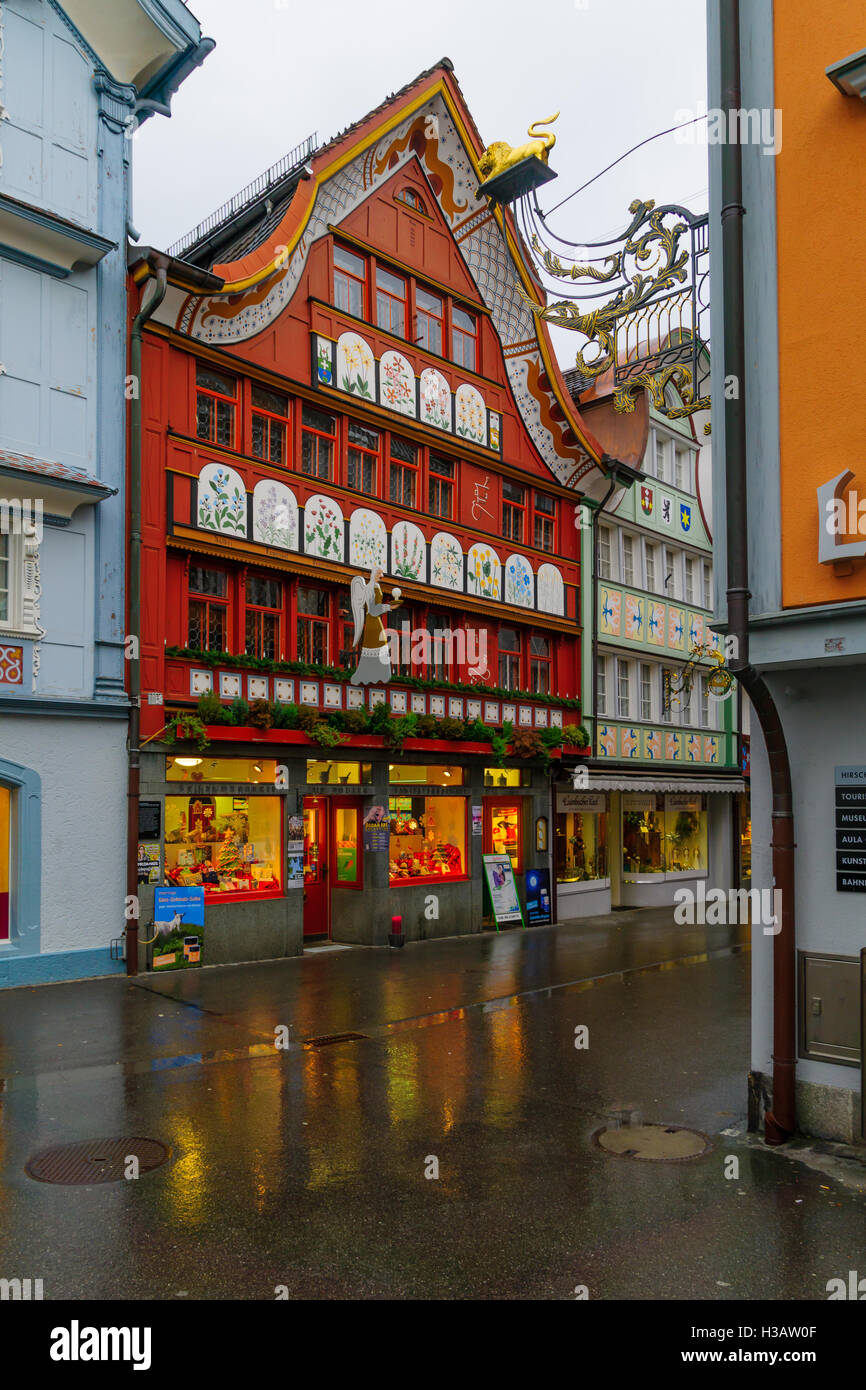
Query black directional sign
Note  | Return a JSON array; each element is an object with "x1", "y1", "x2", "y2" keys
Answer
[{"x1": 835, "y1": 768, "x2": 866, "y2": 891}]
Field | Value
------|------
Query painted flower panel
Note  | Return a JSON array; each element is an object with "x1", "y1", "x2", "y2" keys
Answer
[
  {"x1": 643, "y1": 729, "x2": 663, "y2": 760},
  {"x1": 379, "y1": 351, "x2": 416, "y2": 417},
  {"x1": 392, "y1": 519, "x2": 426, "y2": 579},
  {"x1": 703, "y1": 736, "x2": 719, "y2": 764},
  {"x1": 349, "y1": 508, "x2": 387, "y2": 569},
  {"x1": 621, "y1": 727, "x2": 640, "y2": 758},
  {"x1": 647, "y1": 601, "x2": 666, "y2": 645},
  {"x1": 624, "y1": 593, "x2": 645, "y2": 640},
  {"x1": 304, "y1": 494, "x2": 344, "y2": 560},
  {"x1": 430, "y1": 532, "x2": 463, "y2": 591},
  {"x1": 597, "y1": 724, "x2": 617, "y2": 758},
  {"x1": 467, "y1": 542, "x2": 501, "y2": 600},
  {"x1": 686, "y1": 734, "x2": 701, "y2": 762},
  {"x1": 419, "y1": 368, "x2": 451, "y2": 432},
  {"x1": 252, "y1": 480, "x2": 298, "y2": 550},
  {"x1": 337, "y1": 332, "x2": 375, "y2": 400},
  {"x1": 537, "y1": 562, "x2": 564, "y2": 615},
  {"x1": 667, "y1": 605, "x2": 685, "y2": 650},
  {"x1": 504, "y1": 553, "x2": 533, "y2": 607},
  {"x1": 665, "y1": 731, "x2": 682, "y2": 761},
  {"x1": 197, "y1": 462, "x2": 247, "y2": 537},
  {"x1": 455, "y1": 383, "x2": 487, "y2": 446},
  {"x1": 600, "y1": 587, "x2": 622, "y2": 636},
  {"x1": 688, "y1": 613, "x2": 704, "y2": 648}
]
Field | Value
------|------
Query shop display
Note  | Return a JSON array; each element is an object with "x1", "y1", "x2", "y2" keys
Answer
[
  {"x1": 554, "y1": 792, "x2": 608, "y2": 883},
  {"x1": 388, "y1": 795, "x2": 466, "y2": 883},
  {"x1": 164, "y1": 795, "x2": 281, "y2": 897}
]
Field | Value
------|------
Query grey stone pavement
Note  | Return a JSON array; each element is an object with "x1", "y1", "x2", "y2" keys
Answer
[{"x1": 0, "y1": 907, "x2": 864, "y2": 1301}]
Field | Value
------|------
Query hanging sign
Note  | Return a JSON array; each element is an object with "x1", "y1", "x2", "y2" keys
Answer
[
  {"x1": 525, "y1": 867, "x2": 552, "y2": 925},
  {"x1": 835, "y1": 767, "x2": 866, "y2": 892},
  {"x1": 482, "y1": 853, "x2": 525, "y2": 928},
  {"x1": 151, "y1": 886, "x2": 204, "y2": 971}
]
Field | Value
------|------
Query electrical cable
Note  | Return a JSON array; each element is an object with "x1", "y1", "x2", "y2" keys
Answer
[{"x1": 542, "y1": 113, "x2": 707, "y2": 219}]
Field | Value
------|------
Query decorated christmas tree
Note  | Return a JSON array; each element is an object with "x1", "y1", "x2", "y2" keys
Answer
[{"x1": 216, "y1": 829, "x2": 241, "y2": 877}]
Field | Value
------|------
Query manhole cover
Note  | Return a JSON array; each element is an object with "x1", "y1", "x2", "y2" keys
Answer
[
  {"x1": 25, "y1": 1137, "x2": 170, "y2": 1185},
  {"x1": 303, "y1": 1031, "x2": 368, "y2": 1048},
  {"x1": 593, "y1": 1122, "x2": 712, "y2": 1162}
]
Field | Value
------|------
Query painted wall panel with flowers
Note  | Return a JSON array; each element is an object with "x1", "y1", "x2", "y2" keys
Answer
[
  {"x1": 455, "y1": 383, "x2": 487, "y2": 447},
  {"x1": 349, "y1": 508, "x2": 387, "y2": 569},
  {"x1": 337, "y1": 331, "x2": 376, "y2": 400},
  {"x1": 391, "y1": 519, "x2": 426, "y2": 580},
  {"x1": 197, "y1": 463, "x2": 247, "y2": 537},
  {"x1": 504, "y1": 553, "x2": 533, "y2": 608},
  {"x1": 252, "y1": 480, "x2": 298, "y2": 549},
  {"x1": 419, "y1": 367, "x2": 451, "y2": 432},
  {"x1": 379, "y1": 350, "x2": 416, "y2": 417},
  {"x1": 303, "y1": 494, "x2": 344, "y2": 561},
  {"x1": 467, "y1": 542, "x2": 501, "y2": 600},
  {"x1": 430, "y1": 532, "x2": 463, "y2": 591}
]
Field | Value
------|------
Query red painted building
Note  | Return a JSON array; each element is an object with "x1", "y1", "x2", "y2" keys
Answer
[{"x1": 128, "y1": 59, "x2": 612, "y2": 964}]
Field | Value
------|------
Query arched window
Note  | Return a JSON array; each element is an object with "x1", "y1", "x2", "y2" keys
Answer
[{"x1": 396, "y1": 187, "x2": 426, "y2": 214}]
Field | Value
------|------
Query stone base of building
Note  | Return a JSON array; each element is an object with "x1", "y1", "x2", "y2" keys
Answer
[
  {"x1": 749, "y1": 1069, "x2": 863, "y2": 1145},
  {"x1": 0, "y1": 946, "x2": 125, "y2": 989}
]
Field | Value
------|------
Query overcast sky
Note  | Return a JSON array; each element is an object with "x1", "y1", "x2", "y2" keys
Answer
[{"x1": 133, "y1": 0, "x2": 709, "y2": 368}]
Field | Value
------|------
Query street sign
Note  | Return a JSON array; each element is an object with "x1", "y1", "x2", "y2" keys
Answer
[{"x1": 835, "y1": 768, "x2": 866, "y2": 892}]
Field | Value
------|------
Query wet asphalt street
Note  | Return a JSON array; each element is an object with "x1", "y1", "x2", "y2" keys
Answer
[{"x1": 1, "y1": 909, "x2": 864, "y2": 1301}]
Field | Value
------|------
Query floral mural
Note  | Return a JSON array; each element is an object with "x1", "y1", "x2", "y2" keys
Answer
[
  {"x1": 667, "y1": 605, "x2": 685, "y2": 650},
  {"x1": 455, "y1": 384, "x2": 487, "y2": 446},
  {"x1": 419, "y1": 368, "x2": 451, "y2": 432},
  {"x1": 197, "y1": 463, "x2": 247, "y2": 537},
  {"x1": 644, "y1": 730, "x2": 663, "y2": 760},
  {"x1": 624, "y1": 594, "x2": 645, "y2": 640},
  {"x1": 349, "y1": 508, "x2": 387, "y2": 569},
  {"x1": 430, "y1": 532, "x2": 463, "y2": 591},
  {"x1": 467, "y1": 542, "x2": 501, "y2": 600},
  {"x1": 600, "y1": 587, "x2": 622, "y2": 636},
  {"x1": 391, "y1": 519, "x2": 426, "y2": 580},
  {"x1": 504, "y1": 553, "x2": 533, "y2": 608},
  {"x1": 252, "y1": 480, "x2": 297, "y2": 549},
  {"x1": 337, "y1": 332, "x2": 375, "y2": 400},
  {"x1": 647, "y1": 600, "x2": 666, "y2": 645},
  {"x1": 303, "y1": 494, "x2": 344, "y2": 561},
  {"x1": 379, "y1": 350, "x2": 416, "y2": 417},
  {"x1": 537, "y1": 562, "x2": 564, "y2": 616}
]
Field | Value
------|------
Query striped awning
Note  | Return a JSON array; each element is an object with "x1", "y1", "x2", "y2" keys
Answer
[{"x1": 578, "y1": 775, "x2": 745, "y2": 794}]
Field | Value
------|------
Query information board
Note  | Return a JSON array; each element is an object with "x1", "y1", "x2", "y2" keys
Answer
[
  {"x1": 151, "y1": 886, "x2": 204, "y2": 971},
  {"x1": 482, "y1": 853, "x2": 525, "y2": 928},
  {"x1": 835, "y1": 766, "x2": 866, "y2": 892}
]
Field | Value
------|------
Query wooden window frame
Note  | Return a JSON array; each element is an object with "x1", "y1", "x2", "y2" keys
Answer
[
  {"x1": 388, "y1": 436, "x2": 419, "y2": 510},
  {"x1": 333, "y1": 243, "x2": 368, "y2": 319},
  {"x1": 244, "y1": 574, "x2": 284, "y2": 661},
  {"x1": 452, "y1": 304, "x2": 478, "y2": 372},
  {"x1": 188, "y1": 563, "x2": 231, "y2": 653},
  {"x1": 529, "y1": 631, "x2": 552, "y2": 695},
  {"x1": 502, "y1": 480, "x2": 527, "y2": 545},
  {"x1": 346, "y1": 419, "x2": 381, "y2": 495},
  {"x1": 250, "y1": 384, "x2": 291, "y2": 467},
  {"x1": 532, "y1": 491, "x2": 557, "y2": 553},
  {"x1": 427, "y1": 453, "x2": 456, "y2": 520},
  {"x1": 301, "y1": 404, "x2": 337, "y2": 483},
  {"x1": 195, "y1": 363, "x2": 238, "y2": 450},
  {"x1": 415, "y1": 285, "x2": 444, "y2": 356},
  {"x1": 497, "y1": 625, "x2": 523, "y2": 691},
  {"x1": 483, "y1": 795, "x2": 524, "y2": 875},
  {"x1": 331, "y1": 798, "x2": 364, "y2": 890},
  {"x1": 375, "y1": 264, "x2": 408, "y2": 338},
  {"x1": 296, "y1": 585, "x2": 332, "y2": 665}
]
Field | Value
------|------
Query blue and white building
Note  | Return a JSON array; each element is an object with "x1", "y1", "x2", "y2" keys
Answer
[{"x1": 0, "y1": 0, "x2": 211, "y2": 985}]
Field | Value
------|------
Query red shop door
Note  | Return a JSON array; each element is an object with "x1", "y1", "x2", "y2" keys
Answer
[{"x1": 303, "y1": 797, "x2": 329, "y2": 938}]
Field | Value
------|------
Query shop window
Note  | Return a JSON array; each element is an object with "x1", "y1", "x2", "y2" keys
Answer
[
  {"x1": 376, "y1": 266, "x2": 407, "y2": 337},
  {"x1": 251, "y1": 383, "x2": 290, "y2": 466},
  {"x1": 334, "y1": 244, "x2": 367, "y2": 318},
  {"x1": 301, "y1": 404, "x2": 336, "y2": 481},
  {"x1": 347, "y1": 420, "x2": 380, "y2": 493},
  {"x1": 529, "y1": 633, "x2": 551, "y2": 694},
  {"x1": 397, "y1": 188, "x2": 426, "y2": 214},
  {"x1": 167, "y1": 757, "x2": 278, "y2": 782},
  {"x1": 533, "y1": 492, "x2": 556, "y2": 552},
  {"x1": 334, "y1": 804, "x2": 362, "y2": 885},
  {"x1": 245, "y1": 575, "x2": 282, "y2": 659},
  {"x1": 554, "y1": 797, "x2": 608, "y2": 882},
  {"x1": 665, "y1": 795, "x2": 707, "y2": 874},
  {"x1": 164, "y1": 795, "x2": 282, "y2": 899},
  {"x1": 188, "y1": 565, "x2": 229, "y2": 652},
  {"x1": 416, "y1": 287, "x2": 444, "y2": 355},
  {"x1": 297, "y1": 586, "x2": 330, "y2": 664},
  {"x1": 389, "y1": 795, "x2": 467, "y2": 883},
  {"x1": 498, "y1": 626, "x2": 521, "y2": 690},
  {"x1": 502, "y1": 479, "x2": 526, "y2": 543},
  {"x1": 195, "y1": 365, "x2": 237, "y2": 448},
  {"x1": 487, "y1": 801, "x2": 522, "y2": 871},
  {"x1": 389, "y1": 435, "x2": 418, "y2": 508},
  {"x1": 622, "y1": 796, "x2": 665, "y2": 875},
  {"x1": 306, "y1": 760, "x2": 372, "y2": 785},
  {"x1": 452, "y1": 305, "x2": 478, "y2": 371},
  {"x1": 389, "y1": 765, "x2": 464, "y2": 786},
  {"x1": 483, "y1": 768, "x2": 530, "y2": 788},
  {"x1": 428, "y1": 454, "x2": 455, "y2": 519}
]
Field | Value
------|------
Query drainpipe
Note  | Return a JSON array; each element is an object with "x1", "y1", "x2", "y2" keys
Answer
[
  {"x1": 126, "y1": 259, "x2": 168, "y2": 975},
  {"x1": 720, "y1": 0, "x2": 796, "y2": 1143}
]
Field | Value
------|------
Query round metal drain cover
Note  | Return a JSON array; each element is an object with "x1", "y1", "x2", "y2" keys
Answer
[
  {"x1": 594, "y1": 1122, "x2": 712, "y2": 1162},
  {"x1": 25, "y1": 1137, "x2": 169, "y2": 1185}
]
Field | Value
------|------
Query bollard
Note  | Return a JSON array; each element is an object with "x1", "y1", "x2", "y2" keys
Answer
[{"x1": 388, "y1": 914, "x2": 404, "y2": 949}]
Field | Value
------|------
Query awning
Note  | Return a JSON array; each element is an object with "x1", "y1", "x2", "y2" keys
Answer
[{"x1": 578, "y1": 775, "x2": 745, "y2": 795}]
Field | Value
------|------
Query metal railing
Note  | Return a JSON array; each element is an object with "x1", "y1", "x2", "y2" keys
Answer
[{"x1": 166, "y1": 132, "x2": 318, "y2": 258}]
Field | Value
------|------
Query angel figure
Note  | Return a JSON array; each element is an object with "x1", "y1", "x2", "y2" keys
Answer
[{"x1": 349, "y1": 566, "x2": 399, "y2": 685}]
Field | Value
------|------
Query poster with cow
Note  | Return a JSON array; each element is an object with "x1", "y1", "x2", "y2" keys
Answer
[{"x1": 151, "y1": 887, "x2": 205, "y2": 972}]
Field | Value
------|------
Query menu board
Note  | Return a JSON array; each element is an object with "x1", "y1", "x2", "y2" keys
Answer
[{"x1": 482, "y1": 853, "x2": 525, "y2": 929}]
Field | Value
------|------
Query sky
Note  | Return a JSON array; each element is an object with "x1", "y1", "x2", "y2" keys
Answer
[{"x1": 132, "y1": 0, "x2": 709, "y2": 369}]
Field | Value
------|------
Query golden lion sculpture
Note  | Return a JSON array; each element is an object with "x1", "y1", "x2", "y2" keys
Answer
[{"x1": 476, "y1": 114, "x2": 559, "y2": 196}]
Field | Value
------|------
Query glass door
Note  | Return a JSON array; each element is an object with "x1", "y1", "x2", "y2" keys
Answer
[
  {"x1": 302, "y1": 797, "x2": 329, "y2": 937},
  {"x1": 0, "y1": 786, "x2": 10, "y2": 941}
]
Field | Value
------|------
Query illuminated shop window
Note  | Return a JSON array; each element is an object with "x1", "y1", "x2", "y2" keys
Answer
[
  {"x1": 306, "y1": 761, "x2": 373, "y2": 785},
  {"x1": 554, "y1": 808, "x2": 608, "y2": 883},
  {"x1": 488, "y1": 803, "x2": 522, "y2": 870},
  {"x1": 334, "y1": 805, "x2": 361, "y2": 885},
  {"x1": 389, "y1": 795, "x2": 466, "y2": 883},
  {"x1": 164, "y1": 795, "x2": 282, "y2": 899},
  {"x1": 388, "y1": 765, "x2": 464, "y2": 785},
  {"x1": 664, "y1": 795, "x2": 707, "y2": 875},
  {"x1": 166, "y1": 757, "x2": 278, "y2": 783},
  {"x1": 482, "y1": 768, "x2": 530, "y2": 788}
]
